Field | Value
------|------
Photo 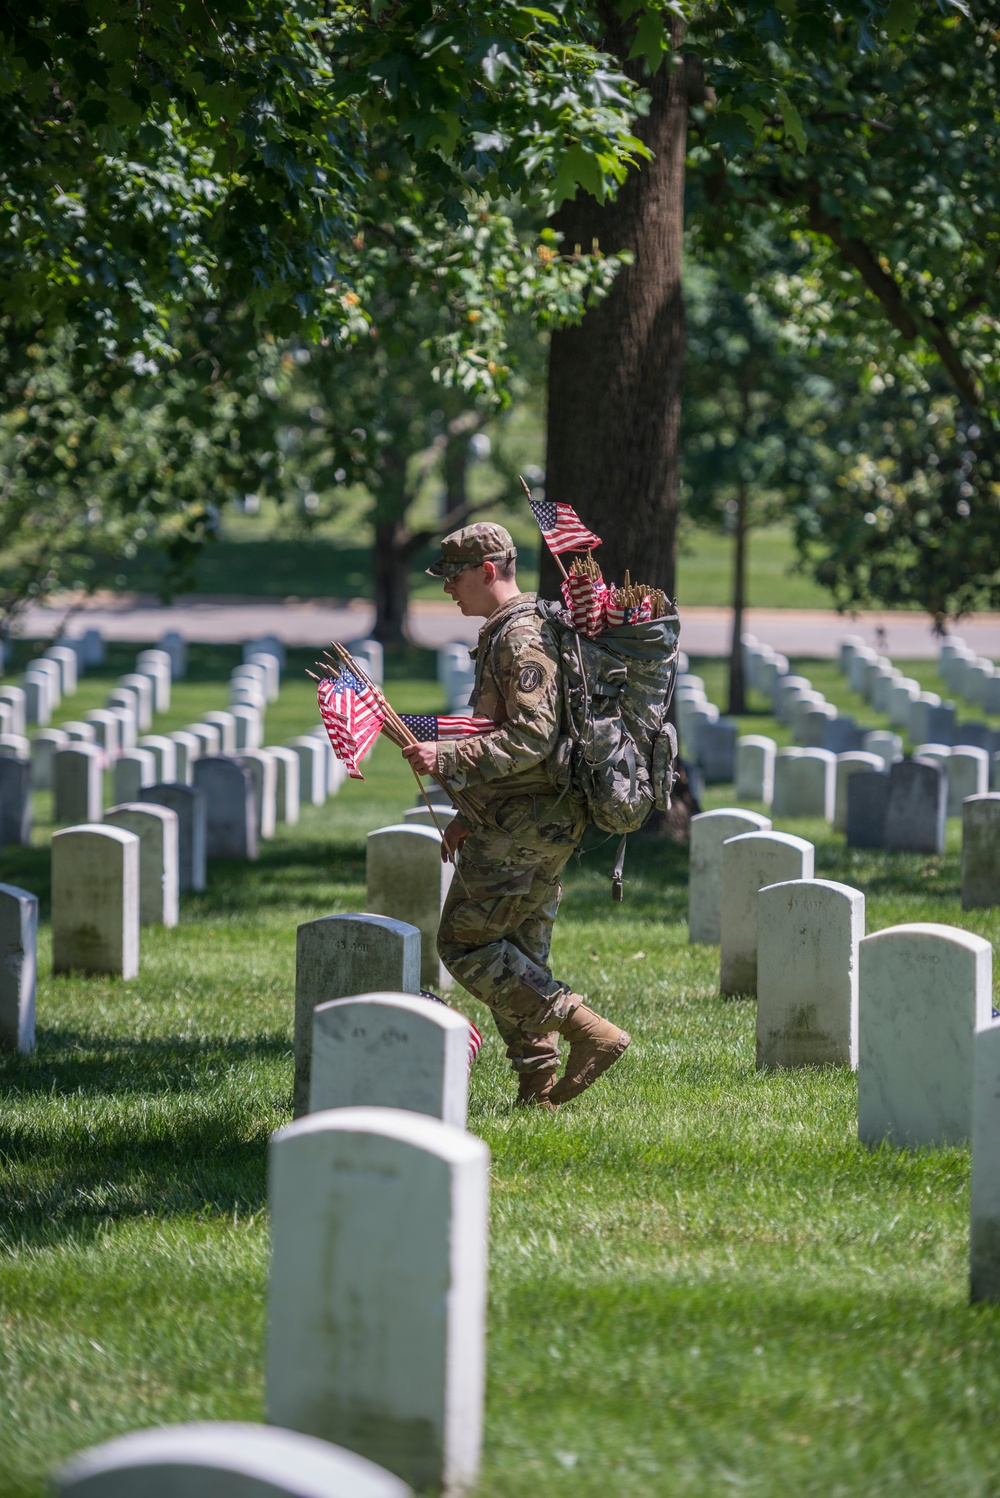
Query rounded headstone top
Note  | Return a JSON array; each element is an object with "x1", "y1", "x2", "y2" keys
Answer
[
  {"x1": 51, "y1": 823, "x2": 138, "y2": 846},
  {"x1": 273, "y1": 1104, "x2": 489, "y2": 1167},
  {"x1": 861, "y1": 921, "x2": 992, "y2": 957},
  {"x1": 55, "y1": 1421, "x2": 410, "y2": 1498}
]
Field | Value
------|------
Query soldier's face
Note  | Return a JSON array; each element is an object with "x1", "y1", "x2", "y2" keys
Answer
[{"x1": 443, "y1": 564, "x2": 492, "y2": 616}]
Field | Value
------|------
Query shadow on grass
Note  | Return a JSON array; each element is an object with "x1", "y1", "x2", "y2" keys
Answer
[
  {"x1": 0, "y1": 1033, "x2": 288, "y2": 1248},
  {"x1": 563, "y1": 830, "x2": 690, "y2": 923}
]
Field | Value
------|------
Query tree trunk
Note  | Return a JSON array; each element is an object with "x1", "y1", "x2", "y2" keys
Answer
[
  {"x1": 541, "y1": 9, "x2": 690, "y2": 601},
  {"x1": 372, "y1": 518, "x2": 411, "y2": 644},
  {"x1": 727, "y1": 479, "x2": 748, "y2": 715}
]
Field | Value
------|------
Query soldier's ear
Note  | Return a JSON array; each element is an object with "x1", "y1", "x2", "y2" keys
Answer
[{"x1": 482, "y1": 560, "x2": 497, "y2": 584}]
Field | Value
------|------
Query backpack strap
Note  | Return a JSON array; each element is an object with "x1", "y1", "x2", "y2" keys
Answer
[{"x1": 487, "y1": 599, "x2": 543, "y2": 688}]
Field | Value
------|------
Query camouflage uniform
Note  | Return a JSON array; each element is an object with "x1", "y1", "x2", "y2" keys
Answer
[{"x1": 433, "y1": 586, "x2": 588, "y2": 1076}]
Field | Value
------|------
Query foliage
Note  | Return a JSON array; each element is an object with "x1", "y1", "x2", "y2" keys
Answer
[{"x1": 0, "y1": 316, "x2": 290, "y2": 637}]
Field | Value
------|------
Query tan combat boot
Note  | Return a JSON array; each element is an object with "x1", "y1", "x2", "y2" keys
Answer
[
  {"x1": 549, "y1": 1003, "x2": 631, "y2": 1105},
  {"x1": 516, "y1": 1068, "x2": 559, "y2": 1111}
]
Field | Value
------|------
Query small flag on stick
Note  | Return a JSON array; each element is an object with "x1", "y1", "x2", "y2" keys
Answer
[
  {"x1": 318, "y1": 667, "x2": 386, "y2": 779},
  {"x1": 528, "y1": 496, "x2": 602, "y2": 554},
  {"x1": 400, "y1": 713, "x2": 496, "y2": 742}
]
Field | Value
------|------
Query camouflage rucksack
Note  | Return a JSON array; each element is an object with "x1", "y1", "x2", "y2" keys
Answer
[{"x1": 532, "y1": 599, "x2": 681, "y2": 894}]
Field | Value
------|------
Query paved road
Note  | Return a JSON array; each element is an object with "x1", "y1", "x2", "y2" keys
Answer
[{"x1": 14, "y1": 593, "x2": 1000, "y2": 659}]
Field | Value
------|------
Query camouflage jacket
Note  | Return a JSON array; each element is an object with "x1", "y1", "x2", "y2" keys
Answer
[{"x1": 435, "y1": 592, "x2": 576, "y2": 814}]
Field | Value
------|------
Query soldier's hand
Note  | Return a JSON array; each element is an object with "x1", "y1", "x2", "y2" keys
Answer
[
  {"x1": 441, "y1": 818, "x2": 469, "y2": 863},
  {"x1": 402, "y1": 742, "x2": 439, "y2": 775}
]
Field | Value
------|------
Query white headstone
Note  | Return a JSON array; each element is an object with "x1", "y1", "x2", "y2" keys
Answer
[
  {"x1": 104, "y1": 803, "x2": 180, "y2": 927},
  {"x1": 403, "y1": 805, "x2": 457, "y2": 829},
  {"x1": 53, "y1": 745, "x2": 103, "y2": 823},
  {"x1": 55, "y1": 1422, "x2": 409, "y2": 1498},
  {"x1": 266, "y1": 1108, "x2": 487, "y2": 1497},
  {"x1": 310, "y1": 992, "x2": 470, "y2": 1127},
  {"x1": 137, "y1": 735, "x2": 177, "y2": 784},
  {"x1": 961, "y1": 794, "x2": 1000, "y2": 910},
  {"x1": 833, "y1": 751, "x2": 886, "y2": 833},
  {"x1": 44, "y1": 645, "x2": 78, "y2": 695},
  {"x1": 204, "y1": 710, "x2": 238, "y2": 754},
  {"x1": 60, "y1": 720, "x2": 96, "y2": 744},
  {"x1": 114, "y1": 747, "x2": 157, "y2": 804},
  {"x1": 236, "y1": 749, "x2": 278, "y2": 839},
  {"x1": 84, "y1": 709, "x2": 120, "y2": 756},
  {"x1": 135, "y1": 658, "x2": 171, "y2": 713},
  {"x1": 688, "y1": 808, "x2": 772, "y2": 945},
  {"x1": 267, "y1": 745, "x2": 300, "y2": 825},
  {"x1": 352, "y1": 639, "x2": 384, "y2": 684},
  {"x1": 862, "y1": 730, "x2": 903, "y2": 771},
  {"x1": 756, "y1": 879, "x2": 864, "y2": 1069},
  {"x1": 971, "y1": 1020, "x2": 1000, "y2": 1303},
  {"x1": 294, "y1": 913, "x2": 421, "y2": 1117},
  {"x1": 30, "y1": 727, "x2": 69, "y2": 790},
  {"x1": 367, "y1": 825, "x2": 454, "y2": 989},
  {"x1": 193, "y1": 757, "x2": 258, "y2": 860},
  {"x1": 107, "y1": 701, "x2": 138, "y2": 749},
  {"x1": 720, "y1": 831, "x2": 815, "y2": 996},
  {"x1": 22, "y1": 673, "x2": 53, "y2": 726},
  {"x1": 186, "y1": 722, "x2": 222, "y2": 757},
  {"x1": 0, "y1": 883, "x2": 37, "y2": 1053},
  {"x1": 858, "y1": 923, "x2": 992, "y2": 1148},
  {"x1": 0, "y1": 685, "x2": 27, "y2": 736},
  {"x1": 289, "y1": 737, "x2": 327, "y2": 806},
  {"x1": 140, "y1": 783, "x2": 207, "y2": 893},
  {"x1": 118, "y1": 673, "x2": 154, "y2": 731},
  {"x1": 248, "y1": 652, "x2": 281, "y2": 701},
  {"x1": 167, "y1": 730, "x2": 199, "y2": 786},
  {"x1": 51, "y1": 825, "x2": 140, "y2": 978},
  {"x1": 772, "y1": 748, "x2": 835, "y2": 819},
  {"x1": 0, "y1": 756, "x2": 32, "y2": 845},
  {"x1": 0, "y1": 734, "x2": 30, "y2": 760},
  {"x1": 232, "y1": 704, "x2": 263, "y2": 750},
  {"x1": 947, "y1": 746, "x2": 988, "y2": 816}
]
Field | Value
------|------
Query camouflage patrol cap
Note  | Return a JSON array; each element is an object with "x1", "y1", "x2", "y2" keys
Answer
[{"x1": 425, "y1": 522, "x2": 518, "y2": 579}]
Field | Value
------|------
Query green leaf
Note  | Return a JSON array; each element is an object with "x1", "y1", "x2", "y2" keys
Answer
[
  {"x1": 775, "y1": 90, "x2": 806, "y2": 154},
  {"x1": 552, "y1": 144, "x2": 605, "y2": 208},
  {"x1": 94, "y1": 122, "x2": 127, "y2": 155},
  {"x1": 884, "y1": 0, "x2": 917, "y2": 37},
  {"x1": 627, "y1": 10, "x2": 667, "y2": 71}
]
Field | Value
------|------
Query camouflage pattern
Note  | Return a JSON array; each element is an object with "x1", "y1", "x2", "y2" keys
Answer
[
  {"x1": 425, "y1": 522, "x2": 518, "y2": 578},
  {"x1": 434, "y1": 593, "x2": 589, "y2": 1073},
  {"x1": 435, "y1": 592, "x2": 572, "y2": 807},
  {"x1": 436, "y1": 795, "x2": 587, "y2": 1072}
]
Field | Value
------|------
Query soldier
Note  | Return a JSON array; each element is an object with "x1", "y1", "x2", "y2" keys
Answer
[{"x1": 402, "y1": 523, "x2": 630, "y2": 1110}]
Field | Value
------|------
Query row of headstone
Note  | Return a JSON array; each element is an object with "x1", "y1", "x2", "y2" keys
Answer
[
  {"x1": 286, "y1": 909, "x2": 485, "y2": 1489},
  {"x1": 840, "y1": 633, "x2": 1000, "y2": 746},
  {"x1": 741, "y1": 638, "x2": 881, "y2": 758},
  {"x1": 940, "y1": 635, "x2": 1000, "y2": 713}
]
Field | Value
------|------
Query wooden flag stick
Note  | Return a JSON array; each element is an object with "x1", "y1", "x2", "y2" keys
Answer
[{"x1": 518, "y1": 473, "x2": 569, "y2": 581}]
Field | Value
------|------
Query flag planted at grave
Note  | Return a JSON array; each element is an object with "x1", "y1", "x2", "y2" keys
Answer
[
  {"x1": 528, "y1": 496, "x2": 602, "y2": 554},
  {"x1": 400, "y1": 713, "x2": 496, "y2": 742}
]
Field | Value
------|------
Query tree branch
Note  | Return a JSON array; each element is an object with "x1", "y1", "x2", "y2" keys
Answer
[{"x1": 802, "y1": 185, "x2": 983, "y2": 410}]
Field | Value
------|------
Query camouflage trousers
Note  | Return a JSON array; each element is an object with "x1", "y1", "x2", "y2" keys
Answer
[{"x1": 436, "y1": 793, "x2": 588, "y2": 1075}]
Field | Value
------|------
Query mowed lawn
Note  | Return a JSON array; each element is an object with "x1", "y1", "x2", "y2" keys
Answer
[{"x1": 2, "y1": 648, "x2": 1000, "y2": 1498}]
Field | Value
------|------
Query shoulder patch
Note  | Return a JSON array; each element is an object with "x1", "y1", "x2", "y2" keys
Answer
[{"x1": 518, "y1": 663, "x2": 544, "y2": 693}]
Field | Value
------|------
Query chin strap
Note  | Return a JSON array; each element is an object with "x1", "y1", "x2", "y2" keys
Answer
[{"x1": 611, "y1": 834, "x2": 628, "y2": 902}]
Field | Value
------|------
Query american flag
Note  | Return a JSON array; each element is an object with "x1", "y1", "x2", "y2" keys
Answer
[
  {"x1": 528, "y1": 497, "x2": 602, "y2": 554},
  {"x1": 421, "y1": 990, "x2": 483, "y2": 1066},
  {"x1": 401, "y1": 713, "x2": 495, "y2": 742},
  {"x1": 317, "y1": 668, "x2": 386, "y2": 779}
]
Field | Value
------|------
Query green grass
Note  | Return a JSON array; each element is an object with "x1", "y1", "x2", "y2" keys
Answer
[{"x1": 2, "y1": 650, "x2": 1000, "y2": 1497}]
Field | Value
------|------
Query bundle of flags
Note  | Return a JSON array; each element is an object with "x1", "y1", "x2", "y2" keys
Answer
[{"x1": 317, "y1": 667, "x2": 386, "y2": 779}]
